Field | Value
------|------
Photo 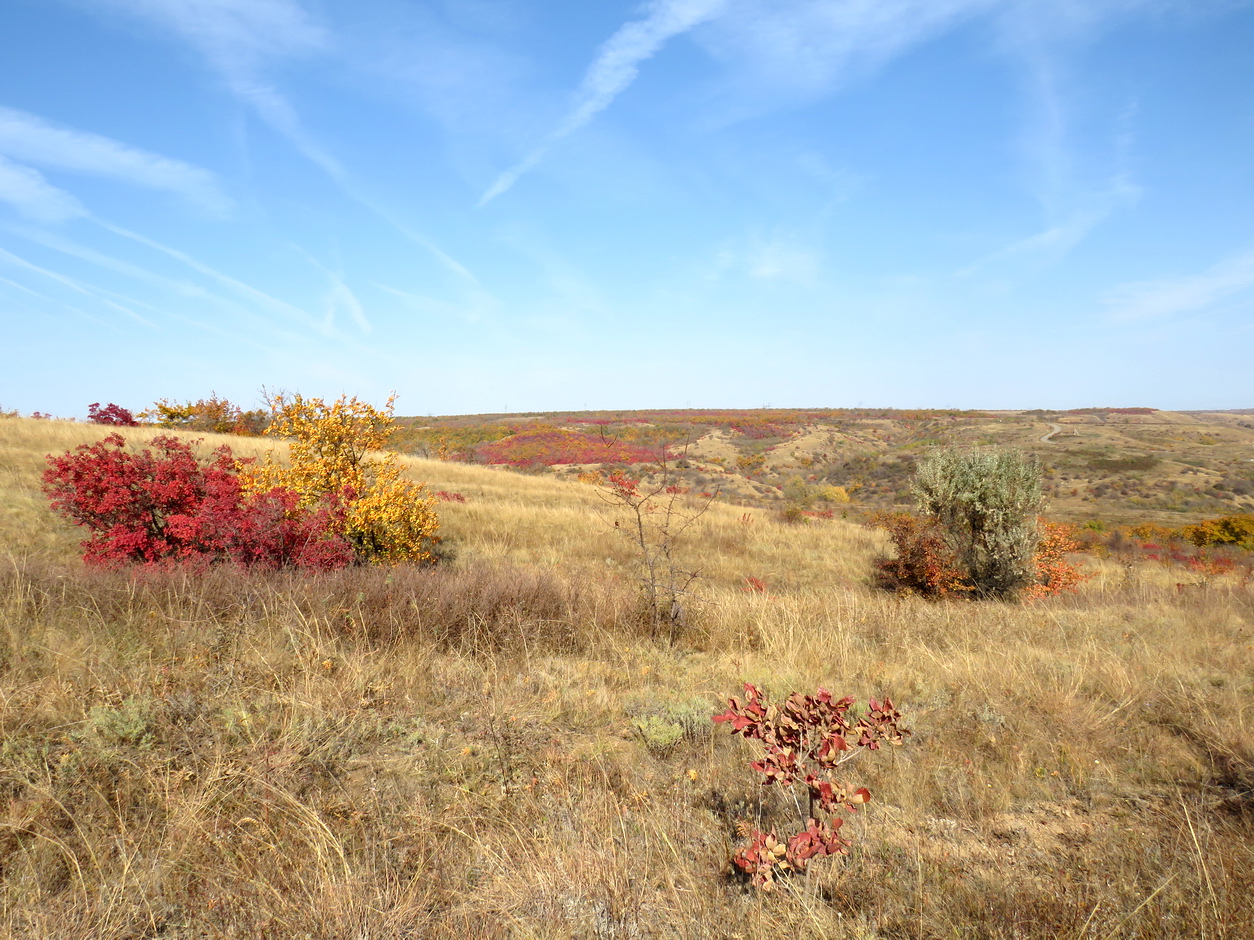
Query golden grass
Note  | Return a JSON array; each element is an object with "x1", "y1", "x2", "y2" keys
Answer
[{"x1": 1, "y1": 416, "x2": 1252, "y2": 939}]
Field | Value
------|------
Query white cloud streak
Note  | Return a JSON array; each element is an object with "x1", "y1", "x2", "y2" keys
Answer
[
  {"x1": 89, "y1": 0, "x2": 339, "y2": 173},
  {"x1": 0, "y1": 157, "x2": 86, "y2": 223},
  {"x1": 695, "y1": 0, "x2": 997, "y2": 104},
  {"x1": 1104, "y1": 246, "x2": 1254, "y2": 322},
  {"x1": 1, "y1": 239, "x2": 279, "y2": 340},
  {"x1": 8, "y1": 225, "x2": 217, "y2": 299},
  {"x1": 290, "y1": 246, "x2": 372, "y2": 334},
  {"x1": 97, "y1": 220, "x2": 331, "y2": 334},
  {"x1": 5, "y1": 224, "x2": 315, "y2": 342},
  {"x1": 479, "y1": 0, "x2": 729, "y2": 205},
  {"x1": 85, "y1": 0, "x2": 478, "y2": 281},
  {"x1": 94, "y1": 0, "x2": 327, "y2": 72},
  {"x1": 0, "y1": 273, "x2": 50, "y2": 299},
  {"x1": 698, "y1": 0, "x2": 1234, "y2": 106},
  {"x1": 325, "y1": 278, "x2": 371, "y2": 334},
  {"x1": 0, "y1": 245, "x2": 93, "y2": 294},
  {"x1": 0, "y1": 107, "x2": 231, "y2": 215},
  {"x1": 376, "y1": 283, "x2": 496, "y2": 327}
]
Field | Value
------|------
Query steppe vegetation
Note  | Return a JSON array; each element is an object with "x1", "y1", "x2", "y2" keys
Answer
[
  {"x1": 1, "y1": 410, "x2": 1252, "y2": 938},
  {"x1": 395, "y1": 406, "x2": 1254, "y2": 524}
]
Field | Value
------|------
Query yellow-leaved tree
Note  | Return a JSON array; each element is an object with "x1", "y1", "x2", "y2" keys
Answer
[{"x1": 248, "y1": 392, "x2": 441, "y2": 564}]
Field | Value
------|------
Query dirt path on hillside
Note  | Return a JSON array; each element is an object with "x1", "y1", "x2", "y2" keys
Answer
[{"x1": 1040, "y1": 423, "x2": 1063, "y2": 443}]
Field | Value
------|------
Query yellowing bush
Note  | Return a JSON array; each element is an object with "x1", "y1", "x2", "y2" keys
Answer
[
  {"x1": 249, "y1": 392, "x2": 440, "y2": 564},
  {"x1": 346, "y1": 466, "x2": 442, "y2": 563}
]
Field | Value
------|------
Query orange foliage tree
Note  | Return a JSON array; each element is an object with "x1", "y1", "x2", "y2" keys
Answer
[
  {"x1": 1023, "y1": 520, "x2": 1088, "y2": 599},
  {"x1": 1183, "y1": 514, "x2": 1254, "y2": 551},
  {"x1": 143, "y1": 393, "x2": 268, "y2": 436}
]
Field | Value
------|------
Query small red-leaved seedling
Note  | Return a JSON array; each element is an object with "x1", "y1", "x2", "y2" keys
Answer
[{"x1": 714, "y1": 683, "x2": 909, "y2": 889}]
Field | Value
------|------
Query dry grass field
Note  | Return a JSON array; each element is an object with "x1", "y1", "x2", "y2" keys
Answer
[{"x1": 1, "y1": 417, "x2": 1252, "y2": 938}]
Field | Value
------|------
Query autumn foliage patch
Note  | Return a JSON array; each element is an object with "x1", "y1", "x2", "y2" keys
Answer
[
  {"x1": 43, "y1": 434, "x2": 352, "y2": 569},
  {"x1": 1023, "y1": 520, "x2": 1087, "y2": 599},
  {"x1": 142, "y1": 393, "x2": 268, "y2": 436},
  {"x1": 478, "y1": 428, "x2": 661, "y2": 467},
  {"x1": 87, "y1": 402, "x2": 139, "y2": 427},
  {"x1": 872, "y1": 512, "x2": 969, "y2": 598},
  {"x1": 44, "y1": 394, "x2": 440, "y2": 570},
  {"x1": 875, "y1": 513, "x2": 1087, "y2": 600}
]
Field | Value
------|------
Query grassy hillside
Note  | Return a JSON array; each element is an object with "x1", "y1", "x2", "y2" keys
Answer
[
  {"x1": 1, "y1": 416, "x2": 1252, "y2": 939},
  {"x1": 394, "y1": 407, "x2": 1254, "y2": 525}
]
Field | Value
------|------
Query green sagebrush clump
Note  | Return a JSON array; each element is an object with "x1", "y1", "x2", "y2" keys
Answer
[{"x1": 913, "y1": 448, "x2": 1044, "y2": 599}]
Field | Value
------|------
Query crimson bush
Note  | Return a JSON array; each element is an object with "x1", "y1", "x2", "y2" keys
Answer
[
  {"x1": 87, "y1": 402, "x2": 138, "y2": 426},
  {"x1": 43, "y1": 434, "x2": 353, "y2": 570}
]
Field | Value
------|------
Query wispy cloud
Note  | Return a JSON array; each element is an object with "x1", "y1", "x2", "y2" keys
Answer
[
  {"x1": 479, "y1": 0, "x2": 729, "y2": 205},
  {"x1": 290, "y1": 247, "x2": 372, "y2": 334},
  {"x1": 957, "y1": 177, "x2": 1138, "y2": 278},
  {"x1": 712, "y1": 230, "x2": 821, "y2": 283},
  {"x1": 1104, "y1": 246, "x2": 1254, "y2": 322},
  {"x1": 85, "y1": 0, "x2": 479, "y2": 281},
  {"x1": 0, "y1": 157, "x2": 86, "y2": 223},
  {"x1": 0, "y1": 273, "x2": 50, "y2": 299},
  {"x1": 95, "y1": 0, "x2": 327, "y2": 72},
  {"x1": 0, "y1": 245, "x2": 120, "y2": 327},
  {"x1": 376, "y1": 283, "x2": 502, "y2": 330},
  {"x1": 1, "y1": 234, "x2": 292, "y2": 342},
  {"x1": 90, "y1": 0, "x2": 337, "y2": 170},
  {"x1": 698, "y1": 0, "x2": 1228, "y2": 109},
  {"x1": 7, "y1": 224, "x2": 216, "y2": 298},
  {"x1": 98, "y1": 297, "x2": 159, "y2": 329},
  {"x1": 695, "y1": 0, "x2": 994, "y2": 107},
  {"x1": 5, "y1": 224, "x2": 307, "y2": 341},
  {"x1": 324, "y1": 277, "x2": 370, "y2": 334},
  {"x1": 0, "y1": 106, "x2": 231, "y2": 215},
  {"x1": 0, "y1": 244, "x2": 93, "y2": 294},
  {"x1": 234, "y1": 82, "x2": 346, "y2": 179},
  {"x1": 97, "y1": 220, "x2": 331, "y2": 334},
  {"x1": 954, "y1": 5, "x2": 1162, "y2": 277}
]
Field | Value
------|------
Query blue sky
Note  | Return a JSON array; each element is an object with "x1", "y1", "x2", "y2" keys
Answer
[{"x1": 1, "y1": 0, "x2": 1251, "y2": 418}]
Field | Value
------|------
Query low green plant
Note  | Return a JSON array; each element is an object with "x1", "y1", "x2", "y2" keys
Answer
[
  {"x1": 81, "y1": 697, "x2": 156, "y2": 749},
  {"x1": 628, "y1": 695, "x2": 712, "y2": 755}
]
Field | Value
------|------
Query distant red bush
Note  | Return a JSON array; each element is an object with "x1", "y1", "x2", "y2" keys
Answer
[{"x1": 87, "y1": 402, "x2": 138, "y2": 426}]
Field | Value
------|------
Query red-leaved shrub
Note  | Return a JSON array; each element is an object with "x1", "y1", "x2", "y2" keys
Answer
[
  {"x1": 872, "y1": 512, "x2": 969, "y2": 597},
  {"x1": 714, "y1": 683, "x2": 909, "y2": 890},
  {"x1": 1023, "y1": 520, "x2": 1088, "y2": 599},
  {"x1": 43, "y1": 434, "x2": 353, "y2": 570},
  {"x1": 87, "y1": 402, "x2": 139, "y2": 426}
]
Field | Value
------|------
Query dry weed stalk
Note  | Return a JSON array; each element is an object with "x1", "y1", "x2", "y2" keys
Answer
[{"x1": 598, "y1": 446, "x2": 717, "y2": 641}]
